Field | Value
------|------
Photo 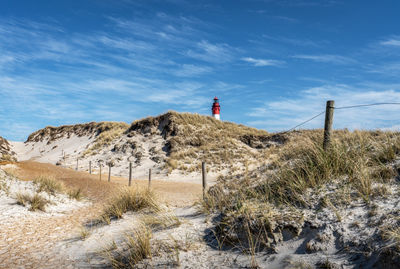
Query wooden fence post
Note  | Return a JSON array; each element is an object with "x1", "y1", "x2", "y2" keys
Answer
[
  {"x1": 202, "y1": 161, "x2": 207, "y2": 199},
  {"x1": 108, "y1": 163, "x2": 111, "y2": 182},
  {"x1": 89, "y1": 161, "x2": 92, "y2": 174},
  {"x1": 323, "y1": 100, "x2": 335, "y2": 150},
  {"x1": 99, "y1": 164, "x2": 102, "y2": 181},
  {"x1": 128, "y1": 162, "x2": 132, "y2": 186},
  {"x1": 148, "y1": 168, "x2": 152, "y2": 188}
]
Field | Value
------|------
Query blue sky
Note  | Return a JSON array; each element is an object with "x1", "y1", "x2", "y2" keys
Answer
[{"x1": 1, "y1": 0, "x2": 400, "y2": 141}]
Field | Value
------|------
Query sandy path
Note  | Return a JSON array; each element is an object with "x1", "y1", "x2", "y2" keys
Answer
[
  {"x1": 0, "y1": 161, "x2": 203, "y2": 268},
  {"x1": 0, "y1": 206, "x2": 102, "y2": 269},
  {"x1": 11, "y1": 161, "x2": 203, "y2": 206}
]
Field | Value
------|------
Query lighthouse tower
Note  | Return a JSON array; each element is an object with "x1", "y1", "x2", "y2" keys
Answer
[{"x1": 212, "y1": 97, "x2": 221, "y2": 120}]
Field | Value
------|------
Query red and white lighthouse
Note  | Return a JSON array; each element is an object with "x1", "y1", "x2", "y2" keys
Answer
[{"x1": 212, "y1": 97, "x2": 221, "y2": 120}]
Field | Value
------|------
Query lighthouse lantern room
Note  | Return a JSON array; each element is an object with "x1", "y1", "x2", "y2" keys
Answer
[{"x1": 212, "y1": 97, "x2": 221, "y2": 120}]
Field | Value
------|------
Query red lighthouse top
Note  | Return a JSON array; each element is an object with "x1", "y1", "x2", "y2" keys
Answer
[{"x1": 212, "y1": 97, "x2": 220, "y2": 115}]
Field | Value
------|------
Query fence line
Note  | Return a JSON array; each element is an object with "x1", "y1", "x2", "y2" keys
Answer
[
  {"x1": 67, "y1": 99, "x2": 400, "y2": 199},
  {"x1": 335, "y1": 102, "x2": 400, "y2": 110},
  {"x1": 280, "y1": 101, "x2": 400, "y2": 134},
  {"x1": 283, "y1": 111, "x2": 325, "y2": 133}
]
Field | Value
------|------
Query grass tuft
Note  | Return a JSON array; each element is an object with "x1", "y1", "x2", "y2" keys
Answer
[
  {"x1": 382, "y1": 226, "x2": 400, "y2": 245},
  {"x1": 16, "y1": 192, "x2": 29, "y2": 206},
  {"x1": 140, "y1": 213, "x2": 181, "y2": 230},
  {"x1": 105, "y1": 225, "x2": 152, "y2": 268},
  {"x1": 79, "y1": 226, "x2": 91, "y2": 240},
  {"x1": 68, "y1": 188, "x2": 83, "y2": 200},
  {"x1": 101, "y1": 187, "x2": 159, "y2": 223},
  {"x1": 0, "y1": 177, "x2": 9, "y2": 194},
  {"x1": 16, "y1": 192, "x2": 49, "y2": 211},
  {"x1": 33, "y1": 176, "x2": 64, "y2": 195}
]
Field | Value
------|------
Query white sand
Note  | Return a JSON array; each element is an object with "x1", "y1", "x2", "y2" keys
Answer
[{"x1": 0, "y1": 168, "x2": 89, "y2": 226}]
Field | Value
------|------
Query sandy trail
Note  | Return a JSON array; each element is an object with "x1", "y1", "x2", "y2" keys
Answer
[
  {"x1": 0, "y1": 206, "x2": 102, "y2": 269},
  {"x1": 9, "y1": 161, "x2": 203, "y2": 206},
  {"x1": 0, "y1": 161, "x2": 203, "y2": 268}
]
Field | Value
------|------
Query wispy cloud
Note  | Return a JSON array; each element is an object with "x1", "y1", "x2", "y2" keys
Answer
[
  {"x1": 367, "y1": 62, "x2": 400, "y2": 77},
  {"x1": 0, "y1": 55, "x2": 16, "y2": 69},
  {"x1": 293, "y1": 54, "x2": 355, "y2": 64},
  {"x1": 241, "y1": 57, "x2": 284, "y2": 66},
  {"x1": 212, "y1": 81, "x2": 244, "y2": 92},
  {"x1": 380, "y1": 37, "x2": 400, "y2": 47},
  {"x1": 97, "y1": 35, "x2": 155, "y2": 51},
  {"x1": 262, "y1": 34, "x2": 324, "y2": 47},
  {"x1": 173, "y1": 64, "x2": 212, "y2": 77},
  {"x1": 248, "y1": 11, "x2": 298, "y2": 23},
  {"x1": 268, "y1": 15, "x2": 298, "y2": 23},
  {"x1": 146, "y1": 81, "x2": 205, "y2": 105},
  {"x1": 186, "y1": 40, "x2": 235, "y2": 63},
  {"x1": 0, "y1": 15, "x2": 236, "y2": 140}
]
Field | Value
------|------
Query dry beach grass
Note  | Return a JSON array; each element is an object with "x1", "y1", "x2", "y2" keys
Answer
[
  {"x1": 100, "y1": 187, "x2": 159, "y2": 223},
  {"x1": 202, "y1": 129, "x2": 400, "y2": 267}
]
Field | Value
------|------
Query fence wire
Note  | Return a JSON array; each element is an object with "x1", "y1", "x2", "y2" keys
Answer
[
  {"x1": 280, "y1": 102, "x2": 400, "y2": 133},
  {"x1": 282, "y1": 111, "x2": 325, "y2": 133},
  {"x1": 334, "y1": 102, "x2": 400, "y2": 110}
]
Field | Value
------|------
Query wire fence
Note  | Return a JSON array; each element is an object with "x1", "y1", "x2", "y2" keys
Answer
[
  {"x1": 65, "y1": 100, "x2": 400, "y2": 195},
  {"x1": 280, "y1": 102, "x2": 400, "y2": 134}
]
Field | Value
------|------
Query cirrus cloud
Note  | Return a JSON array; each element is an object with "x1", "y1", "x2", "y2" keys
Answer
[{"x1": 241, "y1": 57, "x2": 284, "y2": 66}]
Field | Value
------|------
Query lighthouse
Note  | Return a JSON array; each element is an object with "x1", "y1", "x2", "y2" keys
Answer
[{"x1": 212, "y1": 97, "x2": 221, "y2": 120}]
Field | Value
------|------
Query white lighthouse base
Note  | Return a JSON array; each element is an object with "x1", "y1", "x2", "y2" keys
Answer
[{"x1": 213, "y1": 114, "x2": 220, "y2": 120}]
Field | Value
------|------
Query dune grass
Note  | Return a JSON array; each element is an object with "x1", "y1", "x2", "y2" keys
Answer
[
  {"x1": 140, "y1": 213, "x2": 181, "y2": 230},
  {"x1": 16, "y1": 192, "x2": 49, "y2": 211},
  {"x1": 0, "y1": 154, "x2": 16, "y2": 162},
  {"x1": 33, "y1": 175, "x2": 84, "y2": 200},
  {"x1": 154, "y1": 112, "x2": 272, "y2": 174},
  {"x1": 382, "y1": 220, "x2": 400, "y2": 247},
  {"x1": 33, "y1": 176, "x2": 64, "y2": 195},
  {"x1": 206, "y1": 130, "x2": 400, "y2": 208},
  {"x1": 202, "y1": 129, "x2": 400, "y2": 251},
  {"x1": 0, "y1": 176, "x2": 9, "y2": 194},
  {"x1": 83, "y1": 122, "x2": 129, "y2": 156},
  {"x1": 105, "y1": 224, "x2": 152, "y2": 268},
  {"x1": 100, "y1": 187, "x2": 159, "y2": 224},
  {"x1": 67, "y1": 188, "x2": 83, "y2": 200},
  {"x1": 79, "y1": 226, "x2": 91, "y2": 240}
]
